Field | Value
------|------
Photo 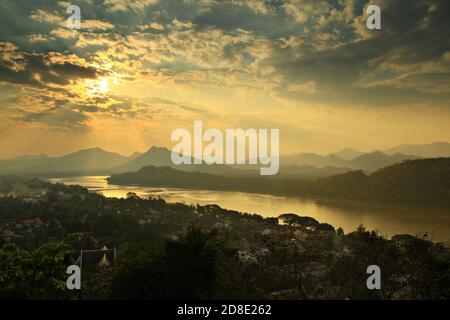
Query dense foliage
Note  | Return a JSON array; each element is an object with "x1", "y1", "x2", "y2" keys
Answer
[{"x1": 0, "y1": 242, "x2": 74, "y2": 299}]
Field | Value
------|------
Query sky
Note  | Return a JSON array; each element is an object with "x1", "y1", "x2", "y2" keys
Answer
[{"x1": 0, "y1": 0, "x2": 449, "y2": 158}]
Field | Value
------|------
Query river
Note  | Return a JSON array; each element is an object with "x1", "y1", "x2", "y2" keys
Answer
[{"x1": 49, "y1": 176, "x2": 450, "y2": 244}]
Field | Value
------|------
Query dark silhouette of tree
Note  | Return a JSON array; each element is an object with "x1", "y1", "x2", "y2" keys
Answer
[
  {"x1": 0, "y1": 242, "x2": 74, "y2": 299},
  {"x1": 110, "y1": 227, "x2": 221, "y2": 299}
]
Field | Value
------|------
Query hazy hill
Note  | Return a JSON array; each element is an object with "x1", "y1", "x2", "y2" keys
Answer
[
  {"x1": 47, "y1": 148, "x2": 128, "y2": 171},
  {"x1": 108, "y1": 165, "x2": 285, "y2": 195},
  {"x1": 111, "y1": 146, "x2": 240, "y2": 176},
  {"x1": 315, "y1": 158, "x2": 450, "y2": 205},
  {"x1": 108, "y1": 158, "x2": 450, "y2": 206},
  {"x1": 0, "y1": 154, "x2": 49, "y2": 172},
  {"x1": 385, "y1": 142, "x2": 450, "y2": 158},
  {"x1": 280, "y1": 151, "x2": 416, "y2": 171},
  {"x1": 0, "y1": 146, "x2": 239, "y2": 176},
  {"x1": 127, "y1": 151, "x2": 143, "y2": 160},
  {"x1": 0, "y1": 148, "x2": 128, "y2": 174},
  {"x1": 367, "y1": 158, "x2": 450, "y2": 204},
  {"x1": 0, "y1": 146, "x2": 351, "y2": 178},
  {"x1": 228, "y1": 162, "x2": 354, "y2": 178},
  {"x1": 3, "y1": 142, "x2": 446, "y2": 177},
  {"x1": 112, "y1": 146, "x2": 178, "y2": 172},
  {"x1": 347, "y1": 151, "x2": 417, "y2": 171},
  {"x1": 275, "y1": 165, "x2": 353, "y2": 178},
  {"x1": 330, "y1": 148, "x2": 363, "y2": 160},
  {"x1": 280, "y1": 152, "x2": 349, "y2": 167}
]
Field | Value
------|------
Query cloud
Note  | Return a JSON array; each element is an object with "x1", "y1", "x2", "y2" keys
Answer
[
  {"x1": 267, "y1": 0, "x2": 450, "y2": 105},
  {"x1": 21, "y1": 106, "x2": 88, "y2": 129},
  {"x1": 0, "y1": 0, "x2": 449, "y2": 131},
  {"x1": 0, "y1": 43, "x2": 107, "y2": 88},
  {"x1": 102, "y1": 0, "x2": 159, "y2": 12},
  {"x1": 82, "y1": 19, "x2": 115, "y2": 31},
  {"x1": 287, "y1": 80, "x2": 317, "y2": 94},
  {"x1": 230, "y1": 0, "x2": 275, "y2": 15},
  {"x1": 29, "y1": 8, "x2": 62, "y2": 24}
]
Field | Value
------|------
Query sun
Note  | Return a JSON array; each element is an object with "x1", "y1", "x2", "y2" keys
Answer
[
  {"x1": 85, "y1": 77, "x2": 110, "y2": 95},
  {"x1": 98, "y1": 78, "x2": 110, "y2": 93}
]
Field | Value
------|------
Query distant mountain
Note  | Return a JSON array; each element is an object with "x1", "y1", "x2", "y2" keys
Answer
[
  {"x1": 385, "y1": 142, "x2": 450, "y2": 158},
  {"x1": 113, "y1": 147, "x2": 175, "y2": 172},
  {"x1": 279, "y1": 151, "x2": 416, "y2": 171},
  {"x1": 0, "y1": 148, "x2": 128, "y2": 174},
  {"x1": 280, "y1": 153, "x2": 348, "y2": 168},
  {"x1": 114, "y1": 147, "x2": 357, "y2": 178},
  {"x1": 347, "y1": 151, "x2": 417, "y2": 171},
  {"x1": 9, "y1": 154, "x2": 48, "y2": 161},
  {"x1": 0, "y1": 154, "x2": 49, "y2": 172},
  {"x1": 128, "y1": 151, "x2": 143, "y2": 160},
  {"x1": 111, "y1": 146, "x2": 240, "y2": 176},
  {"x1": 47, "y1": 148, "x2": 128, "y2": 172},
  {"x1": 3, "y1": 143, "x2": 440, "y2": 176},
  {"x1": 330, "y1": 148, "x2": 363, "y2": 160}
]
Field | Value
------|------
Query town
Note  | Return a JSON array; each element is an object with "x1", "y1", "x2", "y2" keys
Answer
[{"x1": 0, "y1": 175, "x2": 448, "y2": 300}]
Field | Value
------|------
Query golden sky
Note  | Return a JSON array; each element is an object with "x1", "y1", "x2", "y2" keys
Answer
[{"x1": 0, "y1": 0, "x2": 449, "y2": 158}]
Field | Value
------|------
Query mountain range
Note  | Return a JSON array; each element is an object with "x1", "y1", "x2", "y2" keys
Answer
[
  {"x1": 0, "y1": 148, "x2": 128, "y2": 174},
  {"x1": 1, "y1": 142, "x2": 449, "y2": 177},
  {"x1": 384, "y1": 141, "x2": 450, "y2": 158},
  {"x1": 111, "y1": 146, "x2": 240, "y2": 176},
  {"x1": 278, "y1": 151, "x2": 417, "y2": 171},
  {"x1": 330, "y1": 148, "x2": 363, "y2": 160}
]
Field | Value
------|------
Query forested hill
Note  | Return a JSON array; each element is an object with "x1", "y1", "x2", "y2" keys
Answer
[
  {"x1": 367, "y1": 158, "x2": 449, "y2": 204},
  {"x1": 108, "y1": 158, "x2": 450, "y2": 207},
  {"x1": 313, "y1": 158, "x2": 450, "y2": 206}
]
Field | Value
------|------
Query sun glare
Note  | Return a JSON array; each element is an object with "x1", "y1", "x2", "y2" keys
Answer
[
  {"x1": 85, "y1": 78, "x2": 110, "y2": 95},
  {"x1": 98, "y1": 78, "x2": 109, "y2": 93}
]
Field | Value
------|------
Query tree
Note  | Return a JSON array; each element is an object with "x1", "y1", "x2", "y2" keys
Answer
[
  {"x1": 328, "y1": 226, "x2": 450, "y2": 300},
  {"x1": 316, "y1": 223, "x2": 335, "y2": 232},
  {"x1": 0, "y1": 242, "x2": 74, "y2": 299},
  {"x1": 110, "y1": 227, "x2": 222, "y2": 299}
]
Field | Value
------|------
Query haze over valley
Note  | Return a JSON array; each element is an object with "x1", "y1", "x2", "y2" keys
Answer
[{"x1": 2, "y1": 141, "x2": 449, "y2": 177}]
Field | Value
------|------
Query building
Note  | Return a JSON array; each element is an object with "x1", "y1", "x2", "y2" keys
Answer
[{"x1": 75, "y1": 246, "x2": 117, "y2": 268}]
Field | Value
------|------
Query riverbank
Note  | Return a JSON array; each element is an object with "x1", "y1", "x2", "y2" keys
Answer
[{"x1": 50, "y1": 175, "x2": 450, "y2": 244}]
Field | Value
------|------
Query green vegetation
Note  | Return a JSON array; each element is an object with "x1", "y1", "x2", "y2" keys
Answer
[
  {"x1": 0, "y1": 175, "x2": 449, "y2": 300},
  {"x1": 0, "y1": 242, "x2": 74, "y2": 299},
  {"x1": 329, "y1": 226, "x2": 450, "y2": 299}
]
